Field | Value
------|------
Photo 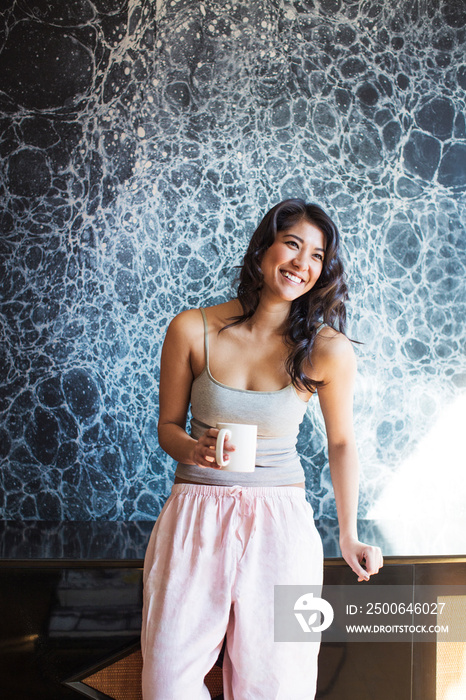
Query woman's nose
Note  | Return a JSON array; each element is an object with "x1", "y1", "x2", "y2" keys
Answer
[{"x1": 292, "y1": 251, "x2": 308, "y2": 269}]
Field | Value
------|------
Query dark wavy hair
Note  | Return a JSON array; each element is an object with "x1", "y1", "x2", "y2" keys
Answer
[{"x1": 223, "y1": 198, "x2": 349, "y2": 392}]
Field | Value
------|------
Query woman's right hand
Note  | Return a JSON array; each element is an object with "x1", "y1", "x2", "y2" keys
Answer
[{"x1": 191, "y1": 428, "x2": 235, "y2": 469}]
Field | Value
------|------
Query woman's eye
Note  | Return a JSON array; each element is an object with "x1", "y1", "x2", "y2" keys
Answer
[{"x1": 285, "y1": 240, "x2": 299, "y2": 248}]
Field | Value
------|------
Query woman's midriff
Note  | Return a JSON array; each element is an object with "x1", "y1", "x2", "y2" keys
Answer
[{"x1": 174, "y1": 476, "x2": 305, "y2": 488}]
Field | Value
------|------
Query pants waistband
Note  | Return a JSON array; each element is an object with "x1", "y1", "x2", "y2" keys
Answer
[{"x1": 170, "y1": 483, "x2": 306, "y2": 499}]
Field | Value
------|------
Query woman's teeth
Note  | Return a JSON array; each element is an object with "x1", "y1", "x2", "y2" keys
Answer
[{"x1": 282, "y1": 270, "x2": 302, "y2": 284}]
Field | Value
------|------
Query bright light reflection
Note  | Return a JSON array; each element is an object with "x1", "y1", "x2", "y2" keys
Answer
[{"x1": 366, "y1": 392, "x2": 466, "y2": 553}]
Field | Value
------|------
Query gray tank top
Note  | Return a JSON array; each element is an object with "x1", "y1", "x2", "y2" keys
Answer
[{"x1": 175, "y1": 309, "x2": 324, "y2": 486}]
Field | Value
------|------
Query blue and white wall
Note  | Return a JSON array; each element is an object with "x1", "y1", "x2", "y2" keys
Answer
[{"x1": 1, "y1": 0, "x2": 465, "y2": 527}]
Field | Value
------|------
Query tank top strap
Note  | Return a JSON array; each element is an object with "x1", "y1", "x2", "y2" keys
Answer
[
  {"x1": 199, "y1": 308, "x2": 210, "y2": 368},
  {"x1": 315, "y1": 321, "x2": 327, "y2": 335}
]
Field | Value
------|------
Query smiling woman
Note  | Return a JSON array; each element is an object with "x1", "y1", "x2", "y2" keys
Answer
[
  {"x1": 141, "y1": 199, "x2": 383, "y2": 700},
  {"x1": 224, "y1": 199, "x2": 351, "y2": 395}
]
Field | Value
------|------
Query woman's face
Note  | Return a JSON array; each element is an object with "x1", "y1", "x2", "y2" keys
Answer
[{"x1": 260, "y1": 218, "x2": 326, "y2": 303}]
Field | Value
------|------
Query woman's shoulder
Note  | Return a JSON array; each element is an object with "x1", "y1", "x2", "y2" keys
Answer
[
  {"x1": 315, "y1": 324, "x2": 351, "y2": 346},
  {"x1": 164, "y1": 310, "x2": 204, "y2": 356},
  {"x1": 167, "y1": 308, "x2": 203, "y2": 333},
  {"x1": 311, "y1": 326, "x2": 356, "y2": 376},
  {"x1": 167, "y1": 300, "x2": 239, "y2": 335}
]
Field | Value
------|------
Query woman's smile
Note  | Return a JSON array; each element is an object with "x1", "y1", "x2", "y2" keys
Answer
[{"x1": 280, "y1": 269, "x2": 305, "y2": 285}]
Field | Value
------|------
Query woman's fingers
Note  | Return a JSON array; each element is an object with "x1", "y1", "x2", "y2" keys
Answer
[
  {"x1": 355, "y1": 546, "x2": 383, "y2": 581},
  {"x1": 341, "y1": 541, "x2": 384, "y2": 582},
  {"x1": 202, "y1": 428, "x2": 218, "y2": 463},
  {"x1": 362, "y1": 545, "x2": 384, "y2": 577},
  {"x1": 193, "y1": 428, "x2": 235, "y2": 468}
]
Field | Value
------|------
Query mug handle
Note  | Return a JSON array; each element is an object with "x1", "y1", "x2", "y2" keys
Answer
[{"x1": 216, "y1": 429, "x2": 232, "y2": 467}]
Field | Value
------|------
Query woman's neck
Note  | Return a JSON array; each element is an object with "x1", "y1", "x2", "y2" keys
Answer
[{"x1": 246, "y1": 296, "x2": 291, "y2": 335}]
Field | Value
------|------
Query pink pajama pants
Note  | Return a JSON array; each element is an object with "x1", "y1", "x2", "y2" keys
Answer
[{"x1": 141, "y1": 484, "x2": 323, "y2": 700}]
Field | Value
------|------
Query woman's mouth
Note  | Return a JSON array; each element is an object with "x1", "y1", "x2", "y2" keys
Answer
[{"x1": 281, "y1": 270, "x2": 303, "y2": 285}]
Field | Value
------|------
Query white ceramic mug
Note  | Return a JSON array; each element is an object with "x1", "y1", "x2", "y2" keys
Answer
[{"x1": 215, "y1": 422, "x2": 257, "y2": 472}]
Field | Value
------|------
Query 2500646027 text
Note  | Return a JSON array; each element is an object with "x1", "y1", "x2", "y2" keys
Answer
[{"x1": 346, "y1": 602, "x2": 447, "y2": 616}]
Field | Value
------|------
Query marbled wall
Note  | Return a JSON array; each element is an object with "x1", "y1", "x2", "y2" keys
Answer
[{"x1": 0, "y1": 0, "x2": 465, "y2": 522}]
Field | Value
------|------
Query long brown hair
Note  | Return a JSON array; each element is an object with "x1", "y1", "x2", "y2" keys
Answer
[{"x1": 223, "y1": 198, "x2": 349, "y2": 393}]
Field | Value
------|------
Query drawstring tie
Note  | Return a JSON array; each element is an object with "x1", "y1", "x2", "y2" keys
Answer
[{"x1": 228, "y1": 486, "x2": 257, "y2": 540}]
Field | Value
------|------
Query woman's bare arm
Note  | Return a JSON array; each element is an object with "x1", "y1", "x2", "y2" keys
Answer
[
  {"x1": 157, "y1": 311, "x2": 198, "y2": 464},
  {"x1": 157, "y1": 310, "x2": 232, "y2": 468},
  {"x1": 312, "y1": 331, "x2": 383, "y2": 581}
]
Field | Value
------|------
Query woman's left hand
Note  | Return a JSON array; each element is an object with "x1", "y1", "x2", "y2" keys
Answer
[{"x1": 340, "y1": 537, "x2": 384, "y2": 582}]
